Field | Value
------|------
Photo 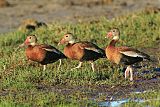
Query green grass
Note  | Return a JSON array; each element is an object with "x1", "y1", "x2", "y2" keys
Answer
[{"x1": 0, "y1": 10, "x2": 160, "y2": 106}]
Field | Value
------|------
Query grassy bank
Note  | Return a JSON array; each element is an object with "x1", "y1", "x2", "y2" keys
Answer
[{"x1": 0, "y1": 10, "x2": 160, "y2": 106}]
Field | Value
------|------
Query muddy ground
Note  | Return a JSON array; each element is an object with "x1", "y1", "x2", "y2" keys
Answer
[
  {"x1": 0, "y1": 0, "x2": 160, "y2": 33},
  {"x1": 47, "y1": 76, "x2": 160, "y2": 101}
]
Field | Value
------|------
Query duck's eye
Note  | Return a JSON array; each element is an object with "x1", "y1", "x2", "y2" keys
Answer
[
  {"x1": 66, "y1": 35, "x2": 68, "y2": 37},
  {"x1": 29, "y1": 37, "x2": 32, "y2": 39},
  {"x1": 112, "y1": 30, "x2": 115, "y2": 32}
]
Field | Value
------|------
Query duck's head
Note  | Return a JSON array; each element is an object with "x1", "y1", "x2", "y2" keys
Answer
[
  {"x1": 58, "y1": 33, "x2": 75, "y2": 45},
  {"x1": 106, "y1": 28, "x2": 120, "y2": 40},
  {"x1": 19, "y1": 35, "x2": 37, "y2": 47}
]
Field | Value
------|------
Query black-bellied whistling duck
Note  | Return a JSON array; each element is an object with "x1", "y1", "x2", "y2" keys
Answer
[
  {"x1": 105, "y1": 28, "x2": 151, "y2": 81},
  {"x1": 19, "y1": 35, "x2": 66, "y2": 71},
  {"x1": 58, "y1": 33, "x2": 105, "y2": 71}
]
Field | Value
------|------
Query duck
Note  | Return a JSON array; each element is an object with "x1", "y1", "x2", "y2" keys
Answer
[
  {"x1": 105, "y1": 28, "x2": 151, "y2": 81},
  {"x1": 58, "y1": 33, "x2": 105, "y2": 71},
  {"x1": 19, "y1": 35, "x2": 66, "y2": 71}
]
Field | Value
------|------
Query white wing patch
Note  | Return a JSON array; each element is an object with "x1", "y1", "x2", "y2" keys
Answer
[
  {"x1": 42, "y1": 48, "x2": 61, "y2": 54},
  {"x1": 120, "y1": 51, "x2": 144, "y2": 58},
  {"x1": 84, "y1": 47, "x2": 100, "y2": 53}
]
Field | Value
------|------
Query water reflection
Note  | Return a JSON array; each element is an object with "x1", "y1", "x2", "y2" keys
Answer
[{"x1": 98, "y1": 99, "x2": 144, "y2": 107}]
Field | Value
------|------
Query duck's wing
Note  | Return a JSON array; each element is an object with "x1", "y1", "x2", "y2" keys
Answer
[
  {"x1": 118, "y1": 46, "x2": 150, "y2": 60},
  {"x1": 39, "y1": 44, "x2": 64, "y2": 55},
  {"x1": 78, "y1": 42, "x2": 105, "y2": 56}
]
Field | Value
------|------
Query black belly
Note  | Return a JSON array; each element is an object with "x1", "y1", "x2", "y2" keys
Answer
[
  {"x1": 120, "y1": 54, "x2": 143, "y2": 65},
  {"x1": 80, "y1": 49, "x2": 105, "y2": 61},
  {"x1": 40, "y1": 51, "x2": 66, "y2": 65}
]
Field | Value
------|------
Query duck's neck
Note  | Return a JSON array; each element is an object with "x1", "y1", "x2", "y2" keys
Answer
[
  {"x1": 27, "y1": 43, "x2": 37, "y2": 48},
  {"x1": 68, "y1": 39, "x2": 75, "y2": 44},
  {"x1": 66, "y1": 40, "x2": 75, "y2": 46},
  {"x1": 27, "y1": 45, "x2": 34, "y2": 49},
  {"x1": 30, "y1": 42, "x2": 37, "y2": 46},
  {"x1": 109, "y1": 35, "x2": 119, "y2": 47},
  {"x1": 109, "y1": 39, "x2": 118, "y2": 47},
  {"x1": 66, "y1": 43, "x2": 75, "y2": 47}
]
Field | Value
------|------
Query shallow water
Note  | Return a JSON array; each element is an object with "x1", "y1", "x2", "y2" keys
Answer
[
  {"x1": 154, "y1": 68, "x2": 160, "y2": 72},
  {"x1": 98, "y1": 98, "x2": 145, "y2": 107},
  {"x1": 99, "y1": 98, "x2": 160, "y2": 107},
  {"x1": 98, "y1": 78, "x2": 160, "y2": 107}
]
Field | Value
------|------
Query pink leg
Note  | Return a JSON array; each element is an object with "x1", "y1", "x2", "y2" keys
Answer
[
  {"x1": 71, "y1": 62, "x2": 82, "y2": 70},
  {"x1": 129, "y1": 67, "x2": 133, "y2": 81},
  {"x1": 57, "y1": 59, "x2": 62, "y2": 70},
  {"x1": 43, "y1": 65, "x2": 46, "y2": 71},
  {"x1": 90, "y1": 61, "x2": 95, "y2": 72},
  {"x1": 125, "y1": 66, "x2": 130, "y2": 79}
]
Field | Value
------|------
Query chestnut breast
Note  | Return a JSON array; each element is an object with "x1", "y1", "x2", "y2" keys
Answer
[
  {"x1": 26, "y1": 45, "x2": 46, "y2": 62},
  {"x1": 64, "y1": 43, "x2": 84, "y2": 60},
  {"x1": 106, "y1": 46, "x2": 122, "y2": 64}
]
